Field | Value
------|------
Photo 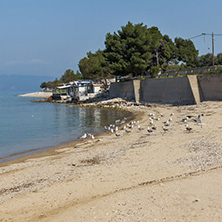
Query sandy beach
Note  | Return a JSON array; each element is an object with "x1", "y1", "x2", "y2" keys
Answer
[{"x1": 1, "y1": 100, "x2": 222, "y2": 221}]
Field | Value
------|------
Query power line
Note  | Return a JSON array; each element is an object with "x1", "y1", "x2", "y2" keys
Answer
[
  {"x1": 188, "y1": 33, "x2": 222, "y2": 68},
  {"x1": 188, "y1": 34, "x2": 204, "y2": 40},
  {"x1": 188, "y1": 33, "x2": 222, "y2": 39}
]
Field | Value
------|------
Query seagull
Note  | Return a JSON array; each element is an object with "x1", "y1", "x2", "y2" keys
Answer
[
  {"x1": 186, "y1": 124, "x2": 192, "y2": 132},
  {"x1": 79, "y1": 133, "x2": 87, "y2": 139},
  {"x1": 147, "y1": 126, "x2": 153, "y2": 133},
  {"x1": 121, "y1": 125, "x2": 126, "y2": 130},
  {"x1": 138, "y1": 125, "x2": 143, "y2": 130},
  {"x1": 125, "y1": 129, "x2": 131, "y2": 133},
  {"x1": 162, "y1": 126, "x2": 168, "y2": 132},
  {"x1": 197, "y1": 114, "x2": 204, "y2": 128},
  {"x1": 129, "y1": 124, "x2": 134, "y2": 129},
  {"x1": 104, "y1": 126, "x2": 107, "y2": 130},
  {"x1": 170, "y1": 112, "x2": 174, "y2": 116},
  {"x1": 115, "y1": 132, "x2": 120, "y2": 136},
  {"x1": 110, "y1": 128, "x2": 114, "y2": 133},
  {"x1": 161, "y1": 113, "x2": 164, "y2": 117},
  {"x1": 169, "y1": 117, "x2": 173, "y2": 122},
  {"x1": 181, "y1": 117, "x2": 188, "y2": 123},
  {"x1": 197, "y1": 114, "x2": 204, "y2": 123},
  {"x1": 90, "y1": 134, "x2": 95, "y2": 139},
  {"x1": 115, "y1": 126, "x2": 118, "y2": 132},
  {"x1": 152, "y1": 125, "x2": 157, "y2": 130},
  {"x1": 163, "y1": 120, "x2": 170, "y2": 126},
  {"x1": 150, "y1": 119, "x2": 154, "y2": 125}
]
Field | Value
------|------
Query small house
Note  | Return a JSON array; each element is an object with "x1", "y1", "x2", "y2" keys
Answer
[{"x1": 52, "y1": 80, "x2": 104, "y2": 102}]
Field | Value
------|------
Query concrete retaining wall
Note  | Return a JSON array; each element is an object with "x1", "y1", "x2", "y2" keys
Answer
[
  {"x1": 109, "y1": 73, "x2": 222, "y2": 105},
  {"x1": 109, "y1": 81, "x2": 135, "y2": 101},
  {"x1": 140, "y1": 77, "x2": 195, "y2": 105},
  {"x1": 198, "y1": 74, "x2": 222, "y2": 101}
]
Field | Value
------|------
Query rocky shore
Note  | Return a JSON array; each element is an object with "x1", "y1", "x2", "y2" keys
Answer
[{"x1": 1, "y1": 100, "x2": 222, "y2": 221}]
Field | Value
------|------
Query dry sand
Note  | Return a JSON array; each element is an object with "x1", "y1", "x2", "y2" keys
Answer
[{"x1": 1, "y1": 100, "x2": 222, "y2": 221}]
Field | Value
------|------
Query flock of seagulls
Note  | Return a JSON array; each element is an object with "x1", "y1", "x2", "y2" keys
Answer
[{"x1": 78, "y1": 111, "x2": 204, "y2": 140}]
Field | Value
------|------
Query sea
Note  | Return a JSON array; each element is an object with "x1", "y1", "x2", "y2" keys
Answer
[{"x1": 0, "y1": 91, "x2": 131, "y2": 163}]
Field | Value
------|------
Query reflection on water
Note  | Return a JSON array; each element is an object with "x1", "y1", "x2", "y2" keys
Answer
[
  {"x1": 0, "y1": 94, "x2": 132, "y2": 160},
  {"x1": 52, "y1": 105, "x2": 131, "y2": 137}
]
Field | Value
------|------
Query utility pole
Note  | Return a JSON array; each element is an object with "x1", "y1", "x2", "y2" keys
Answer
[
  {"x1": 189, "y1": 32, "x2": 222, "y2": 68},
  {"x1": 212, "y1": 33, "x2": 215, "y2": 68}
]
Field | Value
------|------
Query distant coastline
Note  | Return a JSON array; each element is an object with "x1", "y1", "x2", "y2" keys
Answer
[{"x1": 18, "y1": 91, "x2": 52, "y2": 98}]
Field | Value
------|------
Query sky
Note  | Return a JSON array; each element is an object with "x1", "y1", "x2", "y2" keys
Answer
[{"x1": 1, "y1": 0, "x2": 222, "y2": 78}]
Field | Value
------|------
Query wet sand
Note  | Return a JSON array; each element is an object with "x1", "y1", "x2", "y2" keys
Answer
[{"x1": 1, "y1": 101, "x2": 222, "y2": 221}]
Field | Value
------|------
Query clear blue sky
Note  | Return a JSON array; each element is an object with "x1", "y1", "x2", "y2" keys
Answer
[{"x1": 1, "y1": 0, "x2": 222, "y2": 77}]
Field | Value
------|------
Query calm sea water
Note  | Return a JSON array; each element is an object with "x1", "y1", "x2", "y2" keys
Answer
[{"x1": 0, "y1": 91, "x2": 131, "y2": 163}]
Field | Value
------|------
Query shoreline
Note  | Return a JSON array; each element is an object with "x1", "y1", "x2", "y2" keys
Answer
[
  {"x1": 0, "y1": 99, "x2": 137, "y2": 167},
  {"x1": 1, "y1": 100, "x2": 222, "y2": 221}
]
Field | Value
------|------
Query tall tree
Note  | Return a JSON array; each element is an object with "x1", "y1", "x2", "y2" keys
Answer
[
  {"x1": 216, "y1": 53, "x2": 222, "y2": 65},
  {"x1": 60, "y1": 69, "x2": 77, "y2": 82},
  {"x1": 104, "y1": 21, "x2": 152, "y2": 76},
  {"x1": 175, "y1": 38, "x2": 198, "y2": 67},
  {"x1": 159, "y1": 35, "x2": 177, "y2": 70},
  {"x1": 197, "y1": 53, "x2": 213, "y2": 67},
  {"x1": 78, "y1": 50, "x2": 111, "y2": 79},
  {"x1": 147, "y1": 26, "x2": 163, "y2": 66}
]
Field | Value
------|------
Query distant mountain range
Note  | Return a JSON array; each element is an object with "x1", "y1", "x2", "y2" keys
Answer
[{"x1": 0, "y1": 74, "x2": 55, "y2": 92}]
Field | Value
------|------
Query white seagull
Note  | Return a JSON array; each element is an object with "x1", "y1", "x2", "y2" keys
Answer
[
  {"x1": 88, "y1": 133, "x2": 95, "y2": 139},
  {"x1": 197, "y1": 114, "x2": 204, "y2": 123},
  {"x1": 162, "y1": 126, "x2": 168, "y2": 132},
  {"x1": 152, "y1": 125, "x2": 157, "y2": 130},
  {"x1": 129, "y1": 124, "x2": 134, "y2": 129},
  {"x1": 138, "y1": 125, "x2": 143, "y2": 130},
  {"x1": 115, "y1": 132, "x2": 120, "y2": 136},
  {"x1": 147, "y1": 126, "x2": 153, "y2": 133},
  {"x1": 181, "y1": 117, "x2": 188, "y2": 123},
  {"x1": 79, "y1": 133, "x2": 87, "y2": 139},
  {"x1": 186, "y1": 124, "x2": 192, "y2": 132},
  {"x1": 163, "y1": 120, "x2": 170, "y2": 126},
  {"x1": 125, "y1": 129, "x2": 131, "y2": 133}
]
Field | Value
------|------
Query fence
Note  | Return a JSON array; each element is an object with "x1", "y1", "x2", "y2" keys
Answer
[{"x1": 159, "y1": 65, "x2": 222, "y2": 77}]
